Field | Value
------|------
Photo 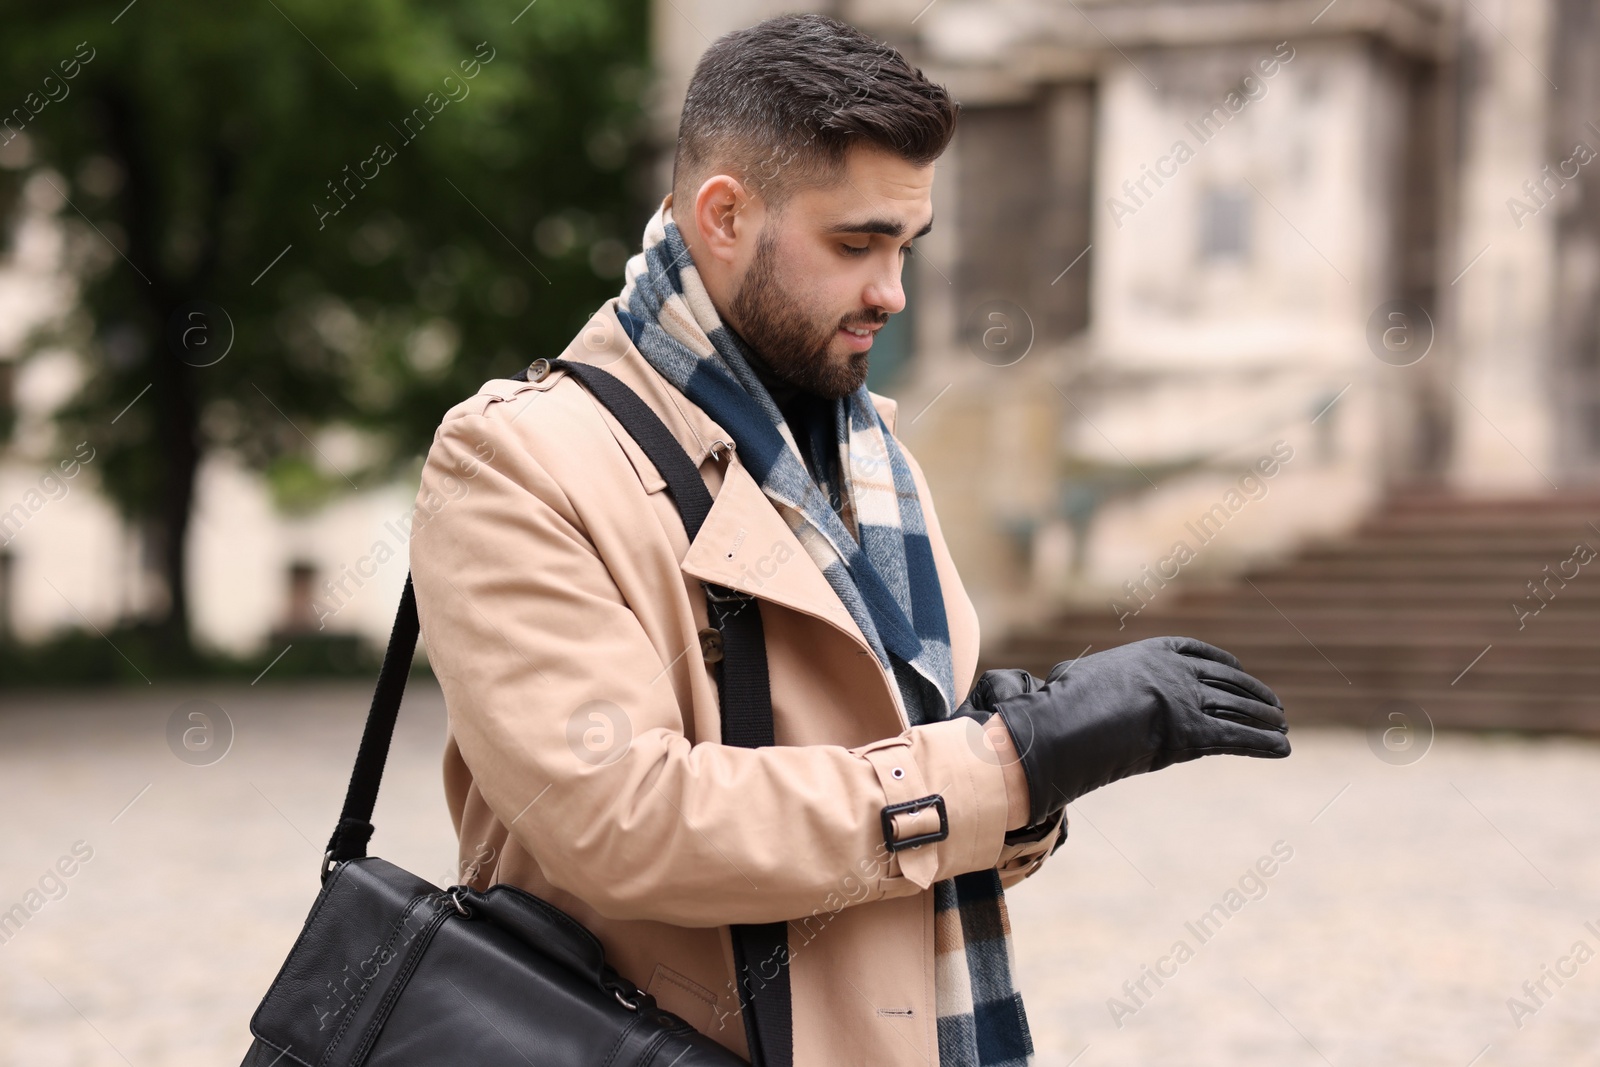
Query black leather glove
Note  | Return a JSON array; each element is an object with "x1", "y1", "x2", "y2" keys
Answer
[{"x1": 956, "y1": 636, "x2": 1290, "y2": 827}]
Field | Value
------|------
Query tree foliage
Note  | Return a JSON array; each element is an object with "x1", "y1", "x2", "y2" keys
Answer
[{"x1": 0, "y1": 0, "x2": 651, "y2": 648}]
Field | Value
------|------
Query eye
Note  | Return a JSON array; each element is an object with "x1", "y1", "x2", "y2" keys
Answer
[{"x1": 840, "y1": 241, "x2": 869, "y2": 257}]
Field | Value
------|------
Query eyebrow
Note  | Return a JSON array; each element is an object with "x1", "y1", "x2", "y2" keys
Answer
[{"x1": 825, "y1": 211, "x2": 935, "y2": 240}]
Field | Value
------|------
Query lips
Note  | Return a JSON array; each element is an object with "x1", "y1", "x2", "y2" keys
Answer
[
  {"x1": 840, "y1": 318, "x2": 885, "y2": 337},
  {"x1": 837, "y1": 322, "x2": 880, "y2": 352}
]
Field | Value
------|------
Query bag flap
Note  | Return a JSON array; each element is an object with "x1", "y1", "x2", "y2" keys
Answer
[{"x1": 249, "y1": 857, "x2": 445, "y2": 1067}]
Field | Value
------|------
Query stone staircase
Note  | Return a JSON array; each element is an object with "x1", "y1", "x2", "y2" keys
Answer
[{"x1": 982, "y1": 494, "x2": 1600, "y2": 735}]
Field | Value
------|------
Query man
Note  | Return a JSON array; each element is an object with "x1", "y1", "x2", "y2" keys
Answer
[{"x1": 408, "y1": 13, "x2": 1289, "y2": 1067}]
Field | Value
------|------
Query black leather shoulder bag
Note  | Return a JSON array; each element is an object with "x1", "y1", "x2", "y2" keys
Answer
[{"x1": 239, "y1": 357, "x2": 793, "y2": 1067}]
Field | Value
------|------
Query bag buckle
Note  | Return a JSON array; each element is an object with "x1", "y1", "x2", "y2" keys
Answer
[
  {"x1": 447, "y1": 887, "x2": 472, "y2": 917},
  {"x1": 880, "y1": 794, "x2": 948, "y2": 852},
  {"x1": 603, "y1": 980, "x2": 653, "y2": 1013}
]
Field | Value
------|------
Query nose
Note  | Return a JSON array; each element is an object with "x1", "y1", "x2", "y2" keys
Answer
[{"x1": 862, "y1": 256, "x2": 907, "y2": 316}]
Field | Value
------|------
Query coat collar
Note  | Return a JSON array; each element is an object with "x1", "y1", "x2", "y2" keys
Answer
[{"x1": 554, "y1": 298, "x2": 727, "y2": 468}]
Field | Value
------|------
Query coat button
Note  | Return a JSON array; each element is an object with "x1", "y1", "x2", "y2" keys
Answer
[
  {"x1": 526, "y1": 357, "x2": 551, "y2": 382},
  {"x1": 698, "y1": 627, "x2": 724, "y2": 664},
  {"x1": 891, "y1": 767, "x2": 905, "y2": 779}
]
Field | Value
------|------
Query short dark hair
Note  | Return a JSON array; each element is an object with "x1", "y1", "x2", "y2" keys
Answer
[{"x1": 670, "y1": 14, "x2": 959, "y2": 210}]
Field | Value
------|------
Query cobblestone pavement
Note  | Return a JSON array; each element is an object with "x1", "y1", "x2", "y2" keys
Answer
[{"x1": 2, "y1": 682, "x2": 1597, "y2": 1066}]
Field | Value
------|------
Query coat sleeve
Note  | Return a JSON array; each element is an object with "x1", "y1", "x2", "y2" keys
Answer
[
  {"x1": 408, "y1": 406, "x2": 1016, "y2": 928},
  {"x1": 889, "y1": 427, "x2": 1070, "y2": 890},
  {"x1": 995, "y1": 812, "x2": 1068, "y2": 889}
]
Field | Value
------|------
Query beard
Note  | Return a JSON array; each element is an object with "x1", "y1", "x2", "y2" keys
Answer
[{"x1": 726, "y1": 227, "x2": 884, "y2": 400}]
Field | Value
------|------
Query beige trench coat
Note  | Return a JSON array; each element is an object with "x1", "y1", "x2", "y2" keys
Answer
[{"x1": 407, "y1": 297, "x2": 1067, "y2": 1066}]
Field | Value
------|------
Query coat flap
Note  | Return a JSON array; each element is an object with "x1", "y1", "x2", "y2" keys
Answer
[{"x1": 679, "y1": 458, "x2": 869, "y2": 649}]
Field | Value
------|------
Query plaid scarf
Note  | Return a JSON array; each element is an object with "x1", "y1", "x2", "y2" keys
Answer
[{"x1": 615, "y1": 199, "x2": 1033, "y2": 1067}]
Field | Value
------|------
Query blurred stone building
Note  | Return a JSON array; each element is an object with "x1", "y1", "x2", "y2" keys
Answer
[
  {"x1": 651, "y1": 0, "x2": 1600, "y2": 671},
  {"x1": 3, "y1": 0, "x2": 1597, "y2": 710}
]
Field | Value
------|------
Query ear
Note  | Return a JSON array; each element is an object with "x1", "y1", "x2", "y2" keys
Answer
[{"x1": 692, "y1": 173, "x2": 756, "y2": 265}]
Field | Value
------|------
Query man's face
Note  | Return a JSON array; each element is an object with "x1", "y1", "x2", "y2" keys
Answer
[{"x1": 725, "y1": 145, "x2": 934, "y2": 399}]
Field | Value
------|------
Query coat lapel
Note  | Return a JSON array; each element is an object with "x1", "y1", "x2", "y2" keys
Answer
[
  {"x1": 678, "y1": 459, "x2": 861, "y2": 638},
  {"x1": 556, "y1": 298, "x2": 941, "y2": 731}
]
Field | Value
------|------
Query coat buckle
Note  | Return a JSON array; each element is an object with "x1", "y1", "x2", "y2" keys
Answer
[
  {"x1": 702, "y1": 582, "x2": 754, "y2": 605},
  {"x1": 880, "y1": 794, "x2": 948, "y2": 852}
]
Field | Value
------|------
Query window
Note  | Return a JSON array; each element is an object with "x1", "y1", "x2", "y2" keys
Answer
[{"x1": 1199, "y1": 187, "x2": 1252, "y2": 262}]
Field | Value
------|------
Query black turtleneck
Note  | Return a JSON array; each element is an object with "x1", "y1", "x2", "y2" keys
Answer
[
  {"x1": 740, "y1": 344, "x2": 800, "y2": 410},
  {"x1": 740, "y1": 345, "x2": 839, "y2": 495}
]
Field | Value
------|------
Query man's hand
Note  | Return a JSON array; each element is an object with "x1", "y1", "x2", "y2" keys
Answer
[{"x1": 956, "y1": 637, "x2": 1290, "y2": 827}]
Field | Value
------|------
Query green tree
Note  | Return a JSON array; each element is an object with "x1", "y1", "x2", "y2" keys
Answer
[{"x1": 0, "y1": 0, "x2": 650, "y2": 658}]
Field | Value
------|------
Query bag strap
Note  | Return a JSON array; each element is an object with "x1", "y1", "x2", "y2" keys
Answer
[
  {"x1": 322, "y1": 571, "x2": 419, "y2": 875},
  {"x1": 322, "y1": 357, "x2": 792, "y2": 1067}
]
